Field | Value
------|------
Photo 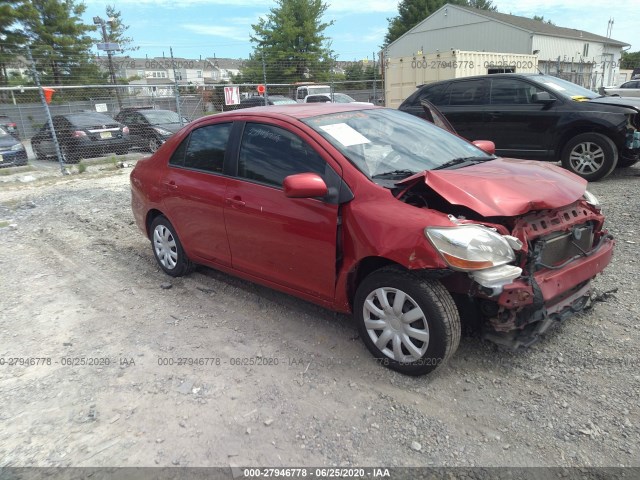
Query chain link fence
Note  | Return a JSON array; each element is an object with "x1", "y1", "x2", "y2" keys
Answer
[{"x1": 0, "y1": 80, "x2": 382, "y2": 170}]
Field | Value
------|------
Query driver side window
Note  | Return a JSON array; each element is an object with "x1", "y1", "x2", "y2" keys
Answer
[{"x1": 238, "y1": 123, "x2": 329, "y2": 188}]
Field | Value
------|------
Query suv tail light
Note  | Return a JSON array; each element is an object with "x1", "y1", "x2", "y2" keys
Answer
[{"x1": 72, "y1": 130, "x2": 87, "y2": 137}]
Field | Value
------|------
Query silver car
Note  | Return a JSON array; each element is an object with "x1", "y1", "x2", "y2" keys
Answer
[{"x1": 603, "y1": 80, "x2": 640, "y2": 97}]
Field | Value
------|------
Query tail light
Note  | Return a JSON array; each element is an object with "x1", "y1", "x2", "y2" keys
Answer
[
  {"x1": 123, "y1": 126, "x2": 129, "y2": 135},
  {"x1": 72, "y1": 130, "x2": 87, "y2": 137},
  {"x1": 8, "y1": 122, "x2": 17, "y2": 128}
]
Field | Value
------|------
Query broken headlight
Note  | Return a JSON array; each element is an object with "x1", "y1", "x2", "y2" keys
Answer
[{"x1": 424, "y1": 225, "x2": 515, "y2": 271}]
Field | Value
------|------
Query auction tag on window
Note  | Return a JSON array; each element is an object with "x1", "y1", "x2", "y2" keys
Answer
[{"x1": 320, "y1": 123, "x2": 370, "y2": 147}]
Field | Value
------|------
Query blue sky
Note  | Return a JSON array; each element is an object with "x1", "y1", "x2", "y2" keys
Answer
[{"x1": 83, "y1": 0, "x2": 638, "y2": 61}]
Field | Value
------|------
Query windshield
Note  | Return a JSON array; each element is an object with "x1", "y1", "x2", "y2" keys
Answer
[
  {"x1": 142, "y1": 110, "x2": 182, "y2": 124},
  {"x1": 332, "y1": 93, "x2": 356, "y2": 103},
  {"x1": 303, "y1": 108, "x2": 493, "y2": 180},
  {"x1": 271, "y1": 98, "x2": 297, "y2": 105},
  {"x1": 535, "y1": 75, "x2": 598, "y2": 100},
  {"x1": 309, "y1": 87, "x2": 331, "y2": 95},
  {"x1": 0, "y1": 126, "x2": 9, "y2": 137}
]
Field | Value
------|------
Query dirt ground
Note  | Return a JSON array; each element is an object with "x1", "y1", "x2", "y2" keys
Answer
[{"x1": 0, "y1": 158, "x2": 639, "y2": 470}]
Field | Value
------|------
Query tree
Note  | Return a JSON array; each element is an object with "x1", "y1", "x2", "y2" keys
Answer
[
  {"x1": 247, "y1": 0, "x2": 334, "y2": 83},
  {"x1": 105, "y1": 5, "x2": 138, "y2": 53},
  {"x1": 384, "y1": 0, "x2": 497, "y2": 46},
  {"x1": 532, "y1": 15, "x2": 555, "y2": 25},
  {"x1": 0, "y1": 1, "x2": 26, "y2": 87},
  {"x1": 621, "y1": 51, "x2": 640, "y2": 70},
  {"x1": 18, "y1": 0, "x2": 103, "y2": 86}
]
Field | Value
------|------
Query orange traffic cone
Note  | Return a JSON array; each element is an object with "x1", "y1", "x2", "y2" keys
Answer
[{"x1": 43, "y1": 87, "x2": 55, "y2": 104}]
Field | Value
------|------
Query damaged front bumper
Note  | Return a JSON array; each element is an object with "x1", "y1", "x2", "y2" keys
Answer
[{"x1": 482, "y1": 234, "x2": 615, "y2": 349}]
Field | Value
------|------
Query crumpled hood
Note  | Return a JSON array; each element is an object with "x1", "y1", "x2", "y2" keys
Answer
[
  {"x1": 587, "y1": 96, "x2": 640, "y2": 112},
  {"x1": 400, "y1": 158, "x2": 587, "y2": 217}
]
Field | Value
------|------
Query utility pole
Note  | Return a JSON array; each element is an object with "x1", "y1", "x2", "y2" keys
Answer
[{"x1": 94, "y1": 16, "x2": 122, "y2": 109}]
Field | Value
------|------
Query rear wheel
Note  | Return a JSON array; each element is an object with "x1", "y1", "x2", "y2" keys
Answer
[
  {"x1": 61, "y1": 145, "x2": 80, "y2": 164},
  {"x1": 150, "y1": 216, "x2": 194, "y2": 277},
  {"x1": 561, "y1": 133, "x2": 617, "y2": 181},
  {"x1": 353, "y1": 267, "x2": 460, "y2": 376}
]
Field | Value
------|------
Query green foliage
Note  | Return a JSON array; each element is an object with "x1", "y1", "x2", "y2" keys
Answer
[
  {"x1": 621, "y1": 51, "x2": 640, "y2": 70},
  {"x1": 105, "y1": 5, "x2": 138, "y2": 53},
  {"x1": 384, "y1": 0, "x2": 497, "y2": 46},
  {"x1": 532, "y1": 15, "x2": 555, "y2": 25},
  {"x1": 0, "y1": 1, "x2": 27, "y2": 86},
  {"x1": 247, "y1": 0, "x2": 335, "y2": 83},
  {"x1": 5, "y1": 0, "x2": 104, "y2": 86},
  {"x1": 343, "y1": 61, "x2": 377, "y2": 89}
]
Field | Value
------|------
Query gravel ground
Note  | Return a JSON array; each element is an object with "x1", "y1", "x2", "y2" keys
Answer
[{"x1": 0, "y1": 159, "x2": 638, "y2": 470}]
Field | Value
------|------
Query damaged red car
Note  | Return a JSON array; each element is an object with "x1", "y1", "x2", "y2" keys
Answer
[{"x1": 130, "y1": 104, "x2": 614, "y2": 376}]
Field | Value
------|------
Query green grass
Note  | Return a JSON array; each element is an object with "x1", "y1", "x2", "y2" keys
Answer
[
  {"x1": 77, "y1": 161, "x2": 88, "y2": 174},
  {"x1": 0, "y1": 165, "x2": 35, "y2": 176},
  {"x1": 0, "y1": 221, "x2": 9, "y2": 228}
]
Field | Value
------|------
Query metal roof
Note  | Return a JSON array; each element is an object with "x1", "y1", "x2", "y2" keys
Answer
[{"x1": 456, "y1": 5, "x2": 628, "y2": 46}]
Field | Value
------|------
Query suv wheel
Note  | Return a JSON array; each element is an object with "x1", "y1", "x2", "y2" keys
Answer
[
  {"x1": 353, "y1": 267, "x2": 460, "y2": 376},
  {"x1": 561, "y1": 133, "x2": 617, "y2": 181}
]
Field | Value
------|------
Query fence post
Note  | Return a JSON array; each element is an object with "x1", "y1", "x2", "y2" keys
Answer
[
  {"x1": 27, "y1": 47, "x2": 68, "y2": 175},
  {"x1": 261, "y1": 50, "x2": 268, "y2": 106},
  {"x1": 170, "y1": 47, "x2": 184, "y2": 126}
]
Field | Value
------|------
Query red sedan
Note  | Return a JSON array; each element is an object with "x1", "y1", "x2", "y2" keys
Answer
[{"x1": 130, "y1": 104, "x2": 614, "y2": 376}]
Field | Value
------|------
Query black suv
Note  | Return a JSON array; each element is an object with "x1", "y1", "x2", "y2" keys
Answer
[
  {"x1": 115, "y1": 108, "x2": 188, "y2": 153},
  {"x1": 399, "y1": 73, "x2": 640, "y2": 181}
]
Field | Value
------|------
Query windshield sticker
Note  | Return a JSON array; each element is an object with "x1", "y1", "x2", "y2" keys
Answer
[
  {"x1": 542, "y1": 82, "x2": 566, "y2": 92},
  {"x1": 320, "y1": 123, "x2": 371, "y2": 147}
]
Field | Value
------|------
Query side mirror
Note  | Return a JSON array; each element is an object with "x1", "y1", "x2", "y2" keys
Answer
[
  {"x1": 532, "y1": 92, "x2": 556, "y2": 104},
  {"x1": 472, "y1": 140, "x2": 496, "y2": 155},
  {"x1": 283, "y1": 173, "x2": 328, "y2": 198}
]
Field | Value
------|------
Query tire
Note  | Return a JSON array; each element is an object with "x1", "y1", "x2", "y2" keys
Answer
[
  {"x1": 353, "y1": 267, "x2": 460, "y2": 376},
  {"x1": 149, "y1": 138, "x2": 162, "y2": 153},
  {"x1": 616, "y1": 154, "x2": 639, "y2": 168},
  {"x1": 150, "y1": 215, "x2": 194, "y2": 277},
  {"x1": 32, "y1": 142, "x2": 46, "y2": 161},
  {"x1": 61, "y1": 145, "x2": 80, "y2": 164},
  {"x1": 561, "y1": 133, "x2": 618, "y2": 181}
]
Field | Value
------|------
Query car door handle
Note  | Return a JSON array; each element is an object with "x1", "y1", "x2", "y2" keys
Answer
[
  {"x1": 225, "y1": 197, "x2": 246, "y2": 207},
  {"x1": 162, "y1": 181, "x2": 178, "y2": 190},
  {"x1": 488, "y1": 112, "x2": 503, "y2": 119}
]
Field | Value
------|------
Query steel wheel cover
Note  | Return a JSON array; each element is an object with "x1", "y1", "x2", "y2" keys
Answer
[
  {"x1": 153, "y1": 224, "x2": 178, "y2": 269},
  {"x1": 362, "y1": 287, "x2": 430, "y2": 362},
  {"x1": 569, "y1": 142, "x2": 605, "y2": 174}
]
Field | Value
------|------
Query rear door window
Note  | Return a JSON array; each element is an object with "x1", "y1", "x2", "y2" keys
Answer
[
  {"x1": 170, "y1": 123, "x2": 232, "y2": 173},
  {"x1": 444, "y1": 80, "x2": 487, "y2": 106}
]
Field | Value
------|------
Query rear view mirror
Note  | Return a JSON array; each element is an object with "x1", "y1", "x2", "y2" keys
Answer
[
  {"x1": 472, "y1": 140, "x2": 496, "y2": 155},
  {"x1": 283, "y1": 173, "x2": 328, "y2": 198},
  {"x1": 532, "y1": 92, "x2": 556, "y2": 104}
]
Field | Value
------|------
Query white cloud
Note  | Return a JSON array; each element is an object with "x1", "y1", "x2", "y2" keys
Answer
[{"x1": 181, "y1": 24, "x2": 250, "y2": 42}]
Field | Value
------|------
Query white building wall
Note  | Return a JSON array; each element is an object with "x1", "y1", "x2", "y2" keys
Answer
[{"x1": 386, "y1": 7, "x2": 532, "y2": 58}]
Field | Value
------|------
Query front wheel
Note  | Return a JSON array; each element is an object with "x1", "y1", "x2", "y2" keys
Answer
[
  {"x1": 353, "y1": 267, "x2": 460, "y2": 376},
  {"x1": 561, "y1": 133, "x2": 617, "y2": 181},
  {"x1": 150, "y1": 216, "x2": 194, "y2": 277},
  {"x1": 149, "y1": 138, "x2": 162, "y2": 153}
]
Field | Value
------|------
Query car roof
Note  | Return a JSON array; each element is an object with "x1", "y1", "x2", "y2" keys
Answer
[
  {"x1": 211, "y1": 103, "x2": 379, "y2": 120},
  {"x1": 419, "y1": 73, "x2": 547, "y2": 88},
  {"x1": 56, "y1": 112, "x2": 119, "y2": 125}
]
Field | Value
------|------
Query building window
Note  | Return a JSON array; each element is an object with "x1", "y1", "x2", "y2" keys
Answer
[
  {"x1": 197, "y1": 70, "x2": 202, "y2": 78},
  {"x1": 583, "y1": 44, "x2": 589, "y2": 57}
]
